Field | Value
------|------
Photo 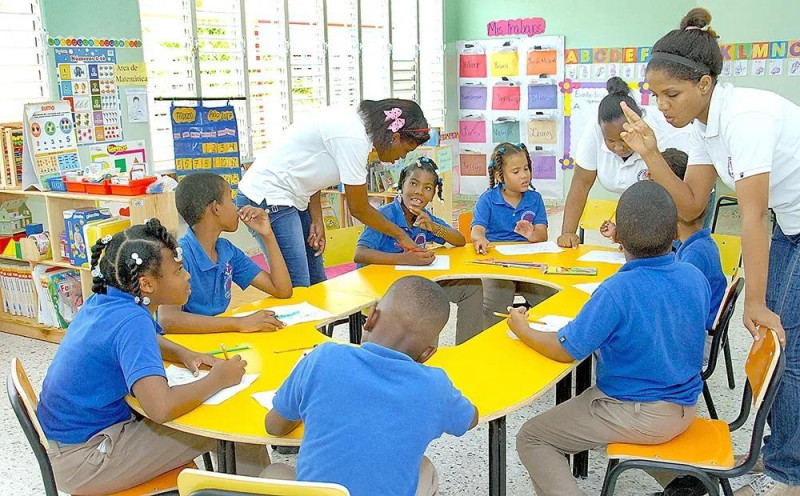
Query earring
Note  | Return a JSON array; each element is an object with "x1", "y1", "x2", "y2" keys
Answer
[{"x1": 501, "y1": 182, "x2": 506, "y2": 191}]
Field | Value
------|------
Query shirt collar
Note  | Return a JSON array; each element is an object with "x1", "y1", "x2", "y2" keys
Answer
[
  {"x1": 489, "y1": 185, "x2": 536, "y2": 211},
  {"x1": 677, "y1": 228, "x2": 711, "y2": 256},
  {"x1": 361, "y1": 342, "x2": 416, "y2": 363},
  {"x1": 618, "y1": 252, "x2": 675, "y2": 272},
  {"x1": 698, "y1": 82, "x2": 730, "y2": 138},
  {"x1": 182, "y1": 227, "x2": 216, "y2": 272},
  {"x1": 104, "y1": 286, "x2": 164, "y2": 333}
]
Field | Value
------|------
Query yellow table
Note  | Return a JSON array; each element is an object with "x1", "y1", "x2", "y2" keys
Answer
[{"x1": 130, "y1": 244, "x2": 624, "y2": 495}]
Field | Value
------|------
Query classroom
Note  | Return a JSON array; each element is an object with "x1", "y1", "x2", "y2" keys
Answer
[{"x1": 1, "y1": 0, "x2": 799, "y2": 495}]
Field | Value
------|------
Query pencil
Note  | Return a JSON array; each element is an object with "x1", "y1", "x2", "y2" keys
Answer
[
  {"x1": 205, "y1": 345, "x2": 250, "y2": 355},
  {"x1": 273, "y1": 345, "x2": 317, "y2": 354},
  {"x1": 492, "y1": 312, "x2": 545, "y2": 325},
  {"x1": 220, "y1": 343, "x2": 230, "y2": 360}
]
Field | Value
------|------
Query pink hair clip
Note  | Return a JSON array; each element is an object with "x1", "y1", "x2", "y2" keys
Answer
[{"x1": 384, "y1": 108, "x2": 406, "y2": 133}]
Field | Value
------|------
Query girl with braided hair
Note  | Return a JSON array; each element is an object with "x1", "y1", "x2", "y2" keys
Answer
[{"x1": 37, "y1": 219, "x2": 268, "y2": 494}]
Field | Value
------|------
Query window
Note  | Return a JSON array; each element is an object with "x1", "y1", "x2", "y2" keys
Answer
[
  {"x1": 0, "y1": 0, "x2": 48, "y2": 122},
  {"x1": 140, "y1": 0, "x2": 444, "y2": 171}
]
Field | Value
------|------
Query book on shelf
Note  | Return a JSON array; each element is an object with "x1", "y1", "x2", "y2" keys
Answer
[
  {"x1": 0, "y1": 261, "x2": 36, "y2": 318},
  {"x1": 33, "y1": 264, "x2": 83, "y2": 328}
]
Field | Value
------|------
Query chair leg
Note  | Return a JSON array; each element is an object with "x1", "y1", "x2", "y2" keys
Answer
[
  {"x1": 202, "y1": 452, "x2": 213, "y2": 471},
  {"x1": 721, "y1": 478, "x2": 734, "y2": 496},
  {"x1": 702, "y1": 381, "x2": 719, "y2": 419},
  {"x1": 723, "y1": 339, "x2": 736, "y2": 389},
  {"x1": 578, "y1": 227, "x2": 585, "y2": 245},
  {"x1": 600, "y1": 459, "x2": 620, "y2": 495}
]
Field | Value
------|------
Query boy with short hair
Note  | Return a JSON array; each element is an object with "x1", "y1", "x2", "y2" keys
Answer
[
  {"x1": 160, "y1": 173, "x2": 293, "y2": 333},
  {"x1": 510, "y1": 181, "x2": 710, "y2": 495},
  {"x1": 263, "y1": 275, "x2": 479, "y2": 496}
]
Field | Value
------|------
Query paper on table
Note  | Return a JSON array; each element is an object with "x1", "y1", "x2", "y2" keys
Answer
[
  {"x1": 574, "y1": 282, "x2": 601, "y2": 295},
  {"x1": 396, "y1": 255, "x2": 451, "y2": 271},
  {"x1": 252, "y1": 391, "x2": 277, "y2": 410},
  {"x1": 231, "y1": 310, "x2": 256, "y2": 318},
  {"x1": 259, "y1": 302, "x2": 334, "y2": 326},
  {"x1": 507, "y1": 314, "x2": 573, "y2": 340},
  {"x1": 495, "y1": 242, "x2": 564, "y2": 256},
  {"x1": 165, "y1": 365, "x2": 259, "y2": 406},
  {"x1": 577, "y1": 250, "x2": 626, "y2": 265}
]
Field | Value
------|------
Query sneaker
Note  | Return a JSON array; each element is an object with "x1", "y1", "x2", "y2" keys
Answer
[
  {"x1": 662, "y1": 475, "x2": 709, "y2": 495},
  {"x1": 734, "y1": 474, "x2": 800, "y2": 495}
]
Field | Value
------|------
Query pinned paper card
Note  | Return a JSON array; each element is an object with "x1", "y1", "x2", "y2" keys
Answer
[
  {"x1": 734, "y1": 60, "x2": 748, "y2": 76},
  {"x1": 490, "y1": 51, "x2": 519, "y2": 77},
  {"x1": 528, "y1": 119, "x2": 557, "y2": 144},
  {"x1": 532, "y1": 155, "x2": 557, "y2": 180},
  {"x1": 768, "y1": 59, "x2": 784, "y2": 76},
  {"x1": 492, "y1": 121, "x2": 520, "y2": 143},
  {"x1": 459, "y1": 119, "x2": 486, "y2": 143},
  {"x1": 492, "y1": 85, "x2": 521, "y2": 110},
  {"x1": 460, "y1": 153, "x2": 487, "y2": 176},
  {"x1": 526, "y1": 49, "x2": 557, "y2": 75},
  {"x1": 528, "y1": 84, "x2": 558, "y2": 110},
  {"x1": 790, "y1": 60, "x2": 800, "y2": 77},
  {"x1": 460, "y1": 85, "x2": 487, "y2": 109},
  {"x1": 752, "y1": 59, "x2": 767, "y2": 77},
  {"x1": 460, "y1": 54, "x2": 487, "y2": 77}
]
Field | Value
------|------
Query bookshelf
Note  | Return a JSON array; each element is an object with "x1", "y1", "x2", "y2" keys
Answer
[{"x1": 0, "y1": 189, "x2": 179, "y2": 343}]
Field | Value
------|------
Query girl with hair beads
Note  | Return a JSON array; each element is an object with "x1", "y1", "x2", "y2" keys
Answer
[
  {"x1": 37, "y1": 219, "x2": 266, "y2": 495},
  {"x1": 471, "y1": 143, "x2": 556, "y2": 328},
  {"x1": 355, "y1": 157, "x2": 483, "y2": 343}
]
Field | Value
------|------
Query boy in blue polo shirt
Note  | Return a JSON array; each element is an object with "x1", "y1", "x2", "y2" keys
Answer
[
  {"x1": 354, "y1": 157, "x2": 483, "y2": 343},
  {"x1": 262, "y1": 276, "x2": 479, "y2": 496},
  {"x1": 469, "y1": 143, "x2": 555, "y2": 328},
  {"x1": 508, "y1": 181, "x2": 710, "y2": 495},
  {"x1": 159, "y1": 173, "x2": 292, "y2": 334}
]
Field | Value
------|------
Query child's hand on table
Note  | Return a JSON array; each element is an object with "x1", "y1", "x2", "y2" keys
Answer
[
  {"x1": 237, "y1": 309, "x2": 285, "y2": 332},
  {"x1": 400, "y1": 250, "x2": 436, "y2": 266},
  {"x1": 239, "y1": 205, "x2": 274, "y2": 237},
  {"x1": 506, "y1": 306, "x2": 531, "y2": 337},
  {"x1": 557, "y1": 233, "x2": 580, "y2": 249},
  {"x1": 473, "y1": 238, "x2": 491, "y2": 255},
  {"x1": 181, "y1": 351, "x2": 223, "y2": 377},
  {"x1": 209, "y1": 355, "x2": 247, "y2": 388}
]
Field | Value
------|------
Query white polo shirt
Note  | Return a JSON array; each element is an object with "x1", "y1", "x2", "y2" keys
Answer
[
  {"x1": 575, "y1": 109, "x2": 691, "y2": 194},
  {"x1": 238, "y1": 107, "x2": 370, "y2": 211},
  {"x1": 687, "y1": 83, "x2": 800, "y2": 235}
]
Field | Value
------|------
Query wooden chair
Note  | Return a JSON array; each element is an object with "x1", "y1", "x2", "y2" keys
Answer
[
  {"x1": 578, "y1": 199, "x2": 618, "y2": 243},
  {"x1": 601, "y1": 326, "x2": 785, "y2": 496},
  {"x1": 711, "y1": 233, "x2": 743, "y2": 390},
  {"x1": 177, "y1": 468, "x2": 350, "y2": 496},
  {"x1": 457, "y1": 211, "x2": 473, "y2": 243},
  {"x1": 7, "y1": 357, "x2": 196, "y2": 496}
]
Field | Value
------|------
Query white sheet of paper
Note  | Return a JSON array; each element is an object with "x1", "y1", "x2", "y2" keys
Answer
[
  {"x1": 495, "y1": 241, "x2": 564, "y2": 256},
  {"x1": 507, "y1": 314, "x2": 573, "y2": 339},
  {"x1": 262, "y1": 302, "x2": 334, "y2": 326},
  {"x1": 574, "y1": 282, "x2": 601, "y2": 295},
  {"x1": 231, "y1": 310, "x2": 257, "y2": 318},
  {"x1": 577, "y1": 250, "x2": 626, "y2": 265},
  {"x1": 395, "y1": 255, "x2": 451, "y2": 271},
  {"x1": 165, "y1": 365, "x2": 259, "y2": 406},
  {"x1": 252, "y1": 391, "x2": 277, "y2": 410}
]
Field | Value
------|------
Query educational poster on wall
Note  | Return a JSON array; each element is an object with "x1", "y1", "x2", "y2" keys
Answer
[
  {"x1": 171, "y1": 104, "x2": 241, "y2": 194},
  {"x1": 21, "y1": 102, "x2": 81, "y2": 190},
  {"x1": 54, "y1": 47, "x2": 123, "y2": 145},
  {"x1": 457, "y1": 35, "x2": 565, "y2": 199},
  {"x1": 89, "y1": 140, "x2": 146, "y2": 173}
]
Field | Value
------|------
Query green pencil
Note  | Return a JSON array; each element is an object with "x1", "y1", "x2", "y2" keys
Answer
[{"x1": 206, "y1": 345, "x2": 250, "y2": 355}]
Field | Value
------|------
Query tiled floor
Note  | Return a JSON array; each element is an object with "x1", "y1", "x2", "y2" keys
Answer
[{"x1": 0, "y1": 203, "x2": 761, "y2": 495}]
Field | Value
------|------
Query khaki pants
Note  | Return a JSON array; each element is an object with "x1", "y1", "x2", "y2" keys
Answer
[
  {"x1": 438, "y1": 279, "x2": 484, "y2": 344},
  {"x1": 261, "y1": 455, "x2": 439, "y2": 495},
  {"x1": 482, "y1": 279, "x2": 557, "y2": 328},
  {"x1": 47, "y1": 416, "x2": 268, "y2": 495},
  {"x1": 516, "y1": 386, "x2": 697, "y2": 496}
]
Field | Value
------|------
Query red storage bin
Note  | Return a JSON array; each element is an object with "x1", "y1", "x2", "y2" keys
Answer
[
  {"x1": 109, "y1": 176, "x2": 158, "y2": 196},
  {"x1": 84, "y1": 179, "x2": 112, "y2": 195},
  {"x1": 64, "y1": 179, "x2": 86, "y2": 193}
]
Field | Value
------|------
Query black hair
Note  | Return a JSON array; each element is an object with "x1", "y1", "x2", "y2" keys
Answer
[
  {"x1": 662, "y1": 148, "x2": 689, "y2": 180},
  {"x1": 647, "y1": 8, "x2": 722, "y2": 82},
  {"x1": 616, "y1": 181, "x2": 677, "y2": 258},
  {"x1": 89, "y1": 219, "x2": 179, "y2": 303},
  {"x1": 598, "y1": 76, "x2": 642, "y2": 124},
  {"x1": 488, "y1": 142, "x2": 532, "y2": 189},
  {"x1": 175, "y1": 172, "x2": 229, "y2": 226},
  {"x1": 397, "y1": 156, "x2": 444, "y2": 201},
  {"x1": 384, "y1": 275, "x2": 450, "y2": 330},
  {"x1": 358, "y1": 99, "x2": 431, "y2": 151}
]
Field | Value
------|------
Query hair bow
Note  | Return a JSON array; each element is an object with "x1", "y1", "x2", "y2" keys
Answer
[{"x1": 384, "y1": 108, "x2": 405, "y2": 133}]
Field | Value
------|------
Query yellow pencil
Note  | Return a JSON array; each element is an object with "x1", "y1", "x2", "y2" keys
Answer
[
  {"x1": 492, "y1": 312, "x2": 545, "y2": 325},
  {"x1": 220, "y1": 343, "x2": 230, "y2": 360}
]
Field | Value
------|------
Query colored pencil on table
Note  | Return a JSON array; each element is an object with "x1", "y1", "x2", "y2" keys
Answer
[
  {"x1": 492, "y1": 312, "x2": 545, "y2": 325},
  {"x1": 220, "y1": 343, "x2": 230, "y2": 360}
]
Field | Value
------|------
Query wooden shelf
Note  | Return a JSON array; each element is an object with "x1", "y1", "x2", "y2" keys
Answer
[
  {"x1": 0, "y1": 313, "x2": 65, "y2": 344},
  {"x1": 0, "y1": 254, "x2": 89, "y2": 271},
  {"x1": 0, "y1": 188, "x2": 149, "y2": 202}
]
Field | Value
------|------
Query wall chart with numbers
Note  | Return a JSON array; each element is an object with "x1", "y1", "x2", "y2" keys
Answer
[
  {"x1": 54, "y1": 47, "x2": 123, "y2": 145},
  {"x1": 457, "y1": 36, "x2": 565, "y2": 199},
  {"x1": 22, "y1": 102, "x2": 81, "y2": 190}
]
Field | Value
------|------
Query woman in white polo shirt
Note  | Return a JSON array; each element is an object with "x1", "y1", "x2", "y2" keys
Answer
[
  {"x1": 620, "y1": 8, "x2": 800, "y2": 494},
  {"x1": 556, "y1": 77, "x2": 691, "y2": 248},
  {"x1": 236, "y1": 99, "x2": 430, "y2": 287}
]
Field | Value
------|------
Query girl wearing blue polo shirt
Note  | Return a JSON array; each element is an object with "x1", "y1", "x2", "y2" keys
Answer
[
  {"x1": 37, "y1": 220, "x2": 258, "y2": 495},
  {"x1": 354, "y1": 157, "x2": 483, "y2": 343},
  {"x1": 470, "y1": 143, "x2": 555, "y2": 327}
]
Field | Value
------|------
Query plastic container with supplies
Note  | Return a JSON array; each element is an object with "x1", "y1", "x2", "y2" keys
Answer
[
  {"x1": 84, "y1": 179, "x2": 112, "y2": 195},
  {"x1": 64, "y1": 179, "x2": 86, "y2": 193},
  {"x1": 47, "y1": 177, "x2": 68, "y2": 192},
  {"x1": 110, "y1": 176, "x2": 158, "y2": 196}
]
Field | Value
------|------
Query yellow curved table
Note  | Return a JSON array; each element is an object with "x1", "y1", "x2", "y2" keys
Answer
[{"x1": 129, "y1": 244, "x2": 624, "y2": 495}]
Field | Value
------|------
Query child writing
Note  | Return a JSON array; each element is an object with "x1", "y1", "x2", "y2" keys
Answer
[
  {"x1": 262, "y1": 276, "x2": 479, "y2": 496},
  {"x1": 354, "y1": 157, "x2": 484, "y2": 343},
  {"x1": 36, "y1": 219, "x2": 263, "y2": 495},
  {"x1": 510, "y1": 181, "x2": 710, "y2": 495},
  {"x1": 470, "y1": 142, "x2": 555, "y2": 327},
  {"x1": 159, "y1": 172, "x2": 293, "y2": 334}
]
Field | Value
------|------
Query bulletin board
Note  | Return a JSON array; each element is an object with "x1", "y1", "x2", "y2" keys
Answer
[{"x1": 457, "y1": 36, "x2": 565, "y2": 199}]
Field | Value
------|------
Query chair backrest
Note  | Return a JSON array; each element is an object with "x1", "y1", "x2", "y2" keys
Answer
[
  {"x1": 704, "y1": 278, "x2": 745, "y2": 378},
  {"x1": 710, "y1": 233, "x2": 742, "y2": 280},
  {"x1": 746, "y1": 326, "x2": 783, "y2": 410},
  {"x1": 578, "y1": 199, "x2": 618, "y2": 231},
  {"x1": 457, "y1": 211, "x2": 473, "y2": 243},
  {"x1": 322, "y1": 225, "x2": 365, "y2": 268},
  {"x1": 7, "y1": 358, "x2": 58, "y2": 496},
  {"x1": 178, "y1": 469, "x2": 350, "y2": 496}
]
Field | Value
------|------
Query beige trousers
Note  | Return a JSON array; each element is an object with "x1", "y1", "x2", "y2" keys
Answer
[
  {"x1": 516, "y1": 386, "x2": 697, "y2": 496},
  {"x1": 438, "y1": 279, "x2": 484, "y2": 344},
  {"x1": 481, "y1": 279, "x2": 557, "y2": 328}
]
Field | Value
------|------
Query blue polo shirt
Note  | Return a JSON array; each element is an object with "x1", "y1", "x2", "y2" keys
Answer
[
  {"x1": 38, "y1": 287, "x2": 166, "y2": 444},
  {"x1": 557, "y1": 254, "x2": 709, "y2": 406},
  {"x1": 357, "y1": 197, "x2": 448, "y2": 266},
  {"x1": 273, "y1": 342, "x2": 476, "y2": 496},
  {"x1": 471, "y1": 186, "x2": 548, "y2": 242},
  {"x1": 180, "y1": 228, "x2": 263, "y2": 316},
  {"x1": 676, "y1": 228, "x2": 727, "y2": 330}
]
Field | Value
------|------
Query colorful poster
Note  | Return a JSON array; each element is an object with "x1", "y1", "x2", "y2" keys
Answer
[
  {"x1": 460, "y1": 85, "x2": 487, "y2": 109},
  {"x1": 459, "y1": 119, "x2": 486, "y2": 143},
  {"x1": 768, "y1": 59, "x2": 784, "y2": 76},
  {"x1": 459, "y1": 153, "x2": 487, "y2": 176},
  {"x1": 54, "y1": 47, "x2": 122, "y2": 145},
  {"x1": 126, "y1": 87, "x2": 149, "y2": 123},
  {"x1": 527, "y1": 49, "x2": 557, "y2": 75},
  {"x1": 492, "y1": 85, "x2": 521, "y2": 110},
  {"x1": 460, "y1": 54, "x2": 487, "y2": 78},
  {"x1": 89, "y1": 140, "x2": 146, "y2": 172},
  {"x1": 22, "y1": 102, "x2": 81, "y2": 190},
  {"x1": 528, "y1": 84, "x2": 558, "y2": 110},
  {"x1": 171, "y1": 104, "x2": 242, "y2": 193},
  {"x1": 528, "y1": 119, "x2": 557, "y2": 144},
  {"x1": 531, "y1": 155, "x2": 556, "y2": 180},
  {"x1": 492, "y1": 120, "x2": 520, "y2": 143},
  {"x1": 752, "y1": 59, "x2": 767, "y2": 77},
  {"x1": 490, "y1": 51, "x2": 519, "y2": 77}
]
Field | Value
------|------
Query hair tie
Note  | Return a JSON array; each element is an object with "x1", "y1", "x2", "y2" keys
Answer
[
  {"x1": 101, "y1": 234, "x2": 112, "y2": 245},
  {"x1": 384, "y1": 108, "x2": 405, "y2": 133},
  {"x1": 437, "y1": 178, "x2": 443, "y2": 186},
  {"x1": 131, "y1": 252, "x2": 143, "y2": 266},
  {"x1": 685, "y1": 25, "x2": 710, "y2": 32},
  {"x1": 91, "y1": 267, "x2": 103, "y2": 278},
  {"x1": 498, "y1": 146, "x2": 506, "y2": 153},
  {"x1": 174, "y1": 246, "x2": 183, "y2": 263},
  {"x1": 650, "y1": 51, "x2": 710, "y2": 74}
]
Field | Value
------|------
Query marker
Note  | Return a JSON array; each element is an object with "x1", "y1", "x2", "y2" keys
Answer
[
  {"x1": 206, "y1": 345, "x2": 250, "y2": 355},
  {"x1": 492, "y1": 312, "x2": 545, "y2": 325},
  {"x1": 220, "y1": 343, "x2": 229, "y2": 360},
  {"x1": 273, "y1": 344, "x2": 317, "y2": 354},
  {"x1": 274, "y1": 310, "x2": 300, "y2": 321}
]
